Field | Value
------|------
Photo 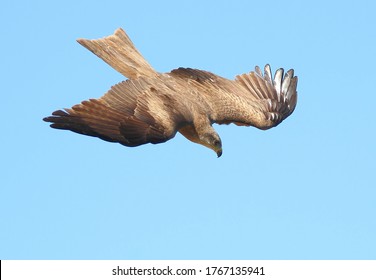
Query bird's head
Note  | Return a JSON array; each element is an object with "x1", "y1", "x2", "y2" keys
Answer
[{"x1": 200, "y1": 132, "x2": 223, "y2": 157}]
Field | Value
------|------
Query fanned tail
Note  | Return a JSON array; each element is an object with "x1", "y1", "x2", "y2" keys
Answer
[{"x1": 77, "y1": 28, "x2": 158, "y2": 79}]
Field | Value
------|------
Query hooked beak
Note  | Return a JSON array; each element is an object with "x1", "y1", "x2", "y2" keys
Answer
[{"x1": 216, "y1": 148, "x2": 223, "y2": 158}]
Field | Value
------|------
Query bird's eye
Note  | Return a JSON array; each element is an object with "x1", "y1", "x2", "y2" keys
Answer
[{"x1": 213, "y1": 140, "x2": 221, "y2": 147}]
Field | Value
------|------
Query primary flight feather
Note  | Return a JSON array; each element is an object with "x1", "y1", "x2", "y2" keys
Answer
[{"x1": 44, "y1": 28, "x2": 298, "y2": 157}]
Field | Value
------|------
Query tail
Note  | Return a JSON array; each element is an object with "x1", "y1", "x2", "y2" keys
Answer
[{"x1": 77, "y1": 28, "x2": 158, "y2": 79}]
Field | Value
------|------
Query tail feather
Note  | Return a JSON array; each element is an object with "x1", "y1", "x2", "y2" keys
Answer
[{"x1": 77, "y1": 28, "x2": 157, "y2": 79}]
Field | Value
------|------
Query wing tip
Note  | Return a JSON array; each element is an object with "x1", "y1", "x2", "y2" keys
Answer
[{"x1": 248, "y1": 64, "x2": 298, "y2": 125}]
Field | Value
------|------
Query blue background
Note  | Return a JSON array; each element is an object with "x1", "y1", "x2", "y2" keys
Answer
[{"x1": 1, "y1": 0, "x2": 375, "y2": 259}]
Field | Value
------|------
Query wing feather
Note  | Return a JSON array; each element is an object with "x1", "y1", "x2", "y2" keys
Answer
[
  {"x1": 225, "y1": 65, "x2": 298, "y2": 128},
  {"x1": 273, "y1": 68, "x2": 284, "y2": 101},
  {"x1": 250, "y1": 72, "x2": 270, "y2": 99},
  {"x1": 263, "y1": 64, "x2": 278, "y2": 100},
  {"x1": 169, "y1": 66, "x2": 297, "y2": 129},
  {"x1": 236, "y1": 74, "x2": 263, "y2": 100},
  {"x1": 44, "y1": 77, "x2": 188, "y2": 147}
]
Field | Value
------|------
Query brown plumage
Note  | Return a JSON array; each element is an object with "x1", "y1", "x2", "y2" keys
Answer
[{"x1": 44, "y1": 28, "x2": 298, "y2": 157}]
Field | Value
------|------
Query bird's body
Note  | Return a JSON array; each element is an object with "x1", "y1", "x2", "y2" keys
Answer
[{"x1": 44, "y1": 28, "x2": 298, "y2": 157}]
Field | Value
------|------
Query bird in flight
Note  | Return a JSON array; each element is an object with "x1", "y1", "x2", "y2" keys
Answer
[{"x1": 44, "y1": 28, "x2": 298, "y2": 157}]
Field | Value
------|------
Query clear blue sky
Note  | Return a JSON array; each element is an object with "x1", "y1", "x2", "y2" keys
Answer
[{"x1": 1, "y1": 0, "x2": 375, "y2": 259}]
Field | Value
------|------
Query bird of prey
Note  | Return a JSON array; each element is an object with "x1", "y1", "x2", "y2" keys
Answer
[{"x1": 44, "y1": 28, "x2": 298, "y2": 157}]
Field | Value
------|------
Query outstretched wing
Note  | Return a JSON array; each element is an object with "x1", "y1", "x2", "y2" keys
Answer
[
  {"x1": 231, "y1": 64, "x2": 298, "y2": 128},
  {"x1": 169, "y1": 65, "x2": 298, "y2": 130},
  {"x1": 43, "y1": 78, "x2": 187, "y2": 147}
]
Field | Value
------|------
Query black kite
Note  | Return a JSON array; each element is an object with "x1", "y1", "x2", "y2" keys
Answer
[{"x1": 44, "y1": 28, "x2": 298, "y2": 157}]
